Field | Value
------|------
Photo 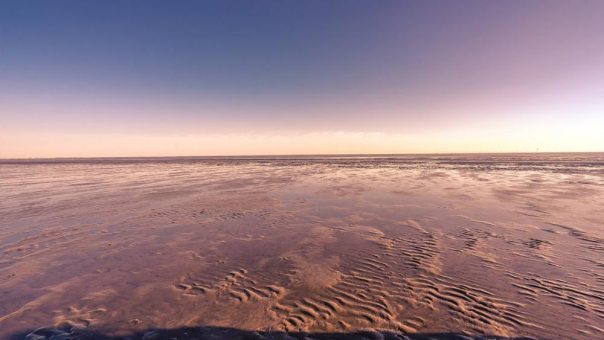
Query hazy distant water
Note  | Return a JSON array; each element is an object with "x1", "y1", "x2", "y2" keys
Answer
[
  {"x1": 1, "y1": 153, "x2": 603, "y2": 339},
  {"x1": 2, "y1": 152, "x2": 604, "y2": 171}
]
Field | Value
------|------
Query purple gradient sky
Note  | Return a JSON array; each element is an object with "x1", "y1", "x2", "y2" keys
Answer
[{"x1": 1, "y1": 1, "x2": 603, "y2": 157}]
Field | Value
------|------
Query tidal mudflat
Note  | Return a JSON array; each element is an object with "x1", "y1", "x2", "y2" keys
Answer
[{"x1": 1, "y1": 154, "x2": 603, "y2": 339}]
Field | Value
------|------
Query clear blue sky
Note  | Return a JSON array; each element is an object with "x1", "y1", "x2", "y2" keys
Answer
[{"x1": 1, "y1": 1, "x2": 603, "y2": 157}]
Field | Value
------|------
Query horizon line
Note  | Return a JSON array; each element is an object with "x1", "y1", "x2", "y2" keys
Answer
[{"x1": 2, "y1": 151, "x2": 603, "y2": 162}]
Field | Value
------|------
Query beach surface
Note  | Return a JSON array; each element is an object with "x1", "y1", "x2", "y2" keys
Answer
[{"x1": 1, "y1": 154, "x2": 603, "y2": 339}]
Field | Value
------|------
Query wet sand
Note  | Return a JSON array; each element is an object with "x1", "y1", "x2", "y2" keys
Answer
[{"x1": 1, "y1": 154, "x2": 603, "y2": 339}]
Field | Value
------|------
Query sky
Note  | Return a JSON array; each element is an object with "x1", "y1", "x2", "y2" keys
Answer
[{"x1": 1, "y1": 0, "x2": 603, "y2": 158}]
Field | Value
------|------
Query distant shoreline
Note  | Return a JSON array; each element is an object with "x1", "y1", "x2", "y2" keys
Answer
[
  {"x1": 1, "y1": 151, "x2": 603, "y2": 162},
  {"x1": 1, "y1": 152, "x2": 603, "y2": 167}
]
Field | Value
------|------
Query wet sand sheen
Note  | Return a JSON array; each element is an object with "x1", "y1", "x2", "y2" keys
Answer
[{"x1": 1, "y1": 154, "x2": 603, "y2": 339}]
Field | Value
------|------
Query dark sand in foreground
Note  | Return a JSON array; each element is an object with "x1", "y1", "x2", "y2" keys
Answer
[{"x1": 1, "y1": 154, "x2": 603, "y2": 339}]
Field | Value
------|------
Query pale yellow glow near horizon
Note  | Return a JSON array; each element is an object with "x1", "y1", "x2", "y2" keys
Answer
[
  {"x1": 2, "y1": 91, "x2": 603, "y2": 158},
  {"x1": 2, "y1": 125, "x2": 602, "y2": 159},
  {"x1": 2, "y1": 76, "x2": 603, "y2": 158}
]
